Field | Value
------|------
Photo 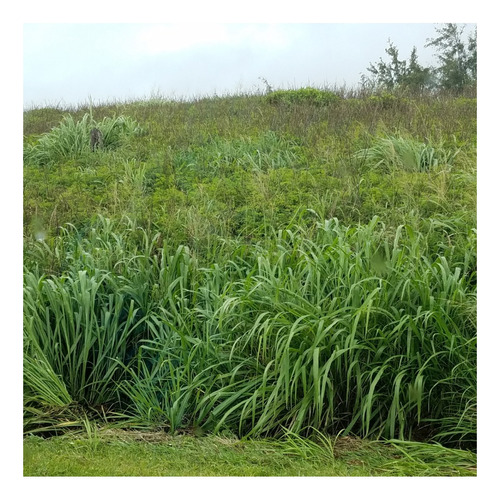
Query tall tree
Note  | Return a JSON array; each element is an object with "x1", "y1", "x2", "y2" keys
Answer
[
  {"x1": 363, "y1": 41, "x2": 433, "y2": 92},
  {"x1": 364, "y1": 40, "x2": 405, "y2": 91},
  {"x1": 466, "y1": 26, "x2": 477, "y2": 83},
  {"x1": 402, "y1": 47, "x2": 434, "y2": 91},
  {"x1": 425, "y1": 23, "x2": 477, "y2": 92}
]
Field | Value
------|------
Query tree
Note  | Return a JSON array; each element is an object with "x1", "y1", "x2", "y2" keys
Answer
[
  {"x1": 425, "y1": 23, "x2": 477, "y2": 92},
  {"x1": 466, "y1": 26, "x2": 477, "y2": 83},
  {"x1": 363, "y1": 41, "x2": 433, "y2": 93},
  {"x1": 402, "y1": 47, "x2": 434, "y2": 91},
  {"x1": 362, "y1": 24, "x2": 476, "y2": 94}
]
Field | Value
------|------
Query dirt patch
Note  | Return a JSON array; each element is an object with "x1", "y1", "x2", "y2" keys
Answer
[
  {"x1": 96, "y1": 428, "x2": 174, "y2": 443},
  {"x1": 334, "y1": 436, "x2": 368, "y2": 453}
]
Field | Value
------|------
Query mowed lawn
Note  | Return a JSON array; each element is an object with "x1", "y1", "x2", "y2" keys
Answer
[{"x1": 23, "y1": 431, "x2": 476, "y2": 477}]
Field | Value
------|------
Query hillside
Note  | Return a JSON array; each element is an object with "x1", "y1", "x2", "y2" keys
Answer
[{"x1": 23, "y1": 89, "x2": 477, "y2": 453}]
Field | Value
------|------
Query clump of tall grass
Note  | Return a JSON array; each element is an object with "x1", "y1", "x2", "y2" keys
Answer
[
  {"x1": 23, "y1": 267, "x2": 144, "y2": 406},
  {"x1": 23, "y1": 113, "x2": 145, "y2": 167},
  {"x1": 23, "y1": 215, "x2": 476, "y2": 448},
  {"x1": 172, "y1": 131, "x2": 306, "y2": 184},
  {"x1": 355, "y1": 134, "x2": 461, "y2": 173},
  {"x1": 186, "y1": 218, "x2": 475, "y2": 444}
]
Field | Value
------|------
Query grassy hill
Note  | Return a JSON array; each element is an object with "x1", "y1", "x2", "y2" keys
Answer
[{"x1": 23, "y1": 89, "x2": 476, "y2": 457}]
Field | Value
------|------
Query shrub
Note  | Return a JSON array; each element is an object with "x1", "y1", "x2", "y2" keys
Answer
[
  {"x1": 266, "y1": 87, "x2": 341, "y2": 106},
  {"x1": 367, "y1": 92, "x2": 410, "y2": 110}
]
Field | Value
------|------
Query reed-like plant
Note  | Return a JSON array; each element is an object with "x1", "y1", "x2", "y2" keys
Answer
[
  {"x1": 23, "y1": 267, "x2": 145, "y2": 407},
  {"x1": 24, "y1": 113, "x2": 144, "y2": 167},
  {"x1": 23, "y1": 91, "x2": 476, "y2": 449},
  {"x1": 23, "y1": 214, "x2": 475, "y2": 447},
  {"x1": 172, "y1": 131, "x2": 306, "y2": 183},
  {"x1": 355, "y1": 135, "x2": 461, "y2": 172}
]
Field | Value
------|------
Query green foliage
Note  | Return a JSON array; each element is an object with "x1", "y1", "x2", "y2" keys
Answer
[
  {"x1": 24, "y1": 113, "x2": 145, "y2": 167},
  {"x1": 425, "y1": 24, "x2": 477, "y2": 92},
  {"x1": 367, "y1": 93, "x2": 411, "y2": 111},
  {"x1": 23, "y1": 90, "x2": 476, "y2": 451},
  {"x1": 364, "y1": 43, "x2": 433, "y2": 92},
  {"x1": 24, "y1": 267, "x2": 144, "y2": 407},
  {"x1": 23, "y1": 93, "x2": 476, "y2": 243},
  {"x1": 355, "y1": 134, "x2": 461, "y2": 173},
  {"x1": 23, "y1": 216, "x2": 476, "y2": 448},
  {"x1": 172, "y1": 131, "x2": 307, "y2": 183},
  {"x1": 266, "y1": 87, "x2": 340, "y2": 106},
  {"x1": 364, "y1": 24, "x2": 476, "y2": 94}
]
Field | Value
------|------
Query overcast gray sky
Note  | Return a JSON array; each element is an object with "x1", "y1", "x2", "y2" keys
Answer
[{"x1": 22, "y1": 23, "x2": 475, "y2": 108}]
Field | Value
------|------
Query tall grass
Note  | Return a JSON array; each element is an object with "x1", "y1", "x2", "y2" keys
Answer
[
  {"x1": 171, "y1": 131, "x2": 306, "y2": 185},
  {"x1": 354, "y1": 134, "x2": 461, "y2": 173},
  {"x1": 23, "y1": 91, "x2": 476, "y2": 449},
  {"x1": 24, "y1": 113, "x2": 144, "y2": 167},
  {"x1": 23, "y1": 215, "x2": 476, "y2": 447}
]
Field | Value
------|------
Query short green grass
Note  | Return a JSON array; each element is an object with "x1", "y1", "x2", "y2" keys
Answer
[{"x1": 23, "y1": 432, "x2": 476, "y2": 477}]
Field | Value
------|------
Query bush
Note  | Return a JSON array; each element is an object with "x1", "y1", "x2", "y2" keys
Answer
[{"x1": 266, "y1": 87, "x2": 341, "y2": 106}]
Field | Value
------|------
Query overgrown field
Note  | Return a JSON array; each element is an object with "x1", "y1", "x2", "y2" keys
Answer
[{"x1": 23, "y1": 89, "x2": 477, "y2": 454}]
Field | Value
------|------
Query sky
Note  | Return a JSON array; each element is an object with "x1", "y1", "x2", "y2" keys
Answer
[{"x1": 22, "y1": 23, "x2": 476, "y2": 108}]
